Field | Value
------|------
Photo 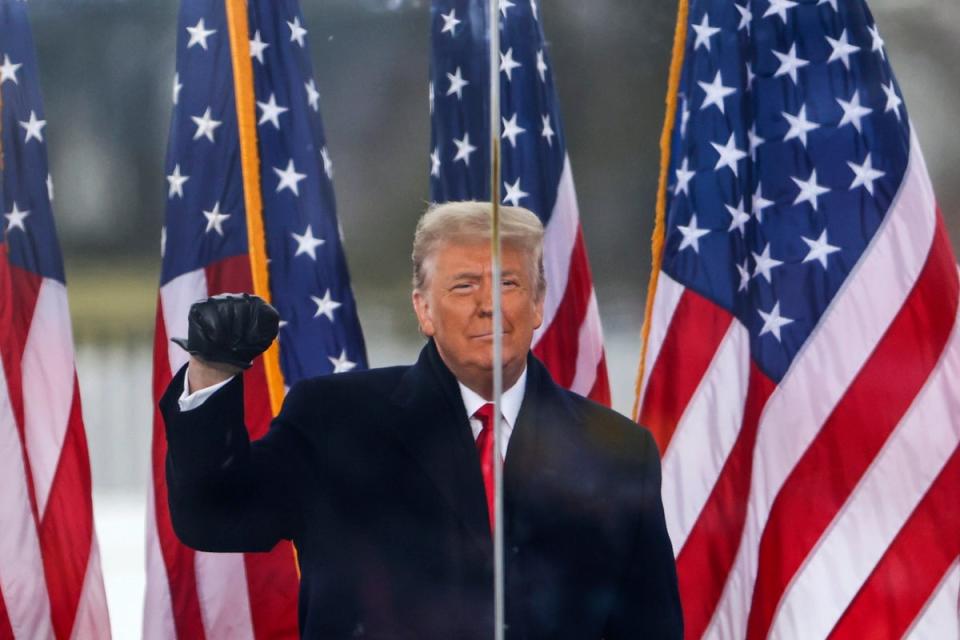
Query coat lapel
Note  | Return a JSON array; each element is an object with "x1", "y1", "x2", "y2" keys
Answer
[
  {"x1": 388, "y1": 340, "x2": 492, "y2": 543},
  {"x1": 385, "y1": 344, "x2": 583, "y2": 547},
  {"x1": 503, "y1": 355, "x2": 584, "y2": 539}
]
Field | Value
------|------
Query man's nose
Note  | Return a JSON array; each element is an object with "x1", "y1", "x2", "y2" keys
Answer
[{"x1": 476, "y1": 279, "x2": 494, "y2": 316}]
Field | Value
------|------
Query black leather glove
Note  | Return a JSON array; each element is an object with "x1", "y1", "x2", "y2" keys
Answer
[{"x1": 171, "y1": 293, "x2": 280, "y2": 370}]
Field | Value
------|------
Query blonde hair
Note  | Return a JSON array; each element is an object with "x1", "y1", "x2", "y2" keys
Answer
[{"x1": 412, "y1": 200, "x2": 545, "y2": 298}]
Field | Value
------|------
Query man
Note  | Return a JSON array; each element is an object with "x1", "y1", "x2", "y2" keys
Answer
[{"x1": 161, "y1": 201, "x2": 682, "y2": 638}]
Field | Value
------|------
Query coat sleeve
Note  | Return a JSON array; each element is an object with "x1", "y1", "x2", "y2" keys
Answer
[
  {"x1": 160, "y1": 365, "x2": 316, "y2": 553},
  {"x1": 603, "y1": 429, "x2": 684, "y2": 639}
]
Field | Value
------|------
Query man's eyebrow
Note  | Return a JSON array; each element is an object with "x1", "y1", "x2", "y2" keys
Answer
[
  {"x1": 448, "y1": 269, "x2": 520, "y2": 280},
  {"x1": 449, "y1": 271, "x2": 482, "y2": 281}
]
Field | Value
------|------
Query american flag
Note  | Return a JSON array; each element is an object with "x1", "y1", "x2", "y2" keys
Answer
[
  {"x1": 0, "y1": 2, "x2": 111, "y2": 638},
  {"x1": 429, "y1": 0, "x2": 611, "y2": 405},
  {"x1": 147, "y1": 0, "x2": 367, "y2": 637},
  {"x1": 635, "y1": 0, "x2": 960, "y2": 638}
]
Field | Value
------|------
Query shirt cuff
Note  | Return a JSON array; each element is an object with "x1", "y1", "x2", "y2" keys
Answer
[{"x1": 178, "y1": 371, "x2": 234, "y2": 412}]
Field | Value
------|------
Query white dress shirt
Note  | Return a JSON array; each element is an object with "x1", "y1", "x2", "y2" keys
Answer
[
  {"x1": 179, "y1": 365, "x2": 528, "y2": 456},
  {"x1": 458, "y1": 366, "x2": 526, "y2": 456},
  {"x1": 178, "y1": 373, "x2": 232, "y2": 411}
]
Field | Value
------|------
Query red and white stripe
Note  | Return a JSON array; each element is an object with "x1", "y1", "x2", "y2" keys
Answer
[
  {"x1": 637, "y1": 132, "x2": 960, "y2": 639},
  {"x1": 145, "y1": 257, "x2": 300, "y2": 640},
  {"x1": 0, "y1": 253, "x2": 111, "y2": 639},
  {"x1": 906, "y1": 559, "x2": 960, "y2": 640},
  {"x1": 532, "y1": 155, "x2": 610, "y2": 405}
]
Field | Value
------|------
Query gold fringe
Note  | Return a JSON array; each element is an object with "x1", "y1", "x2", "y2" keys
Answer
[
  {"x1": 632, "y1": 0, "x2": 690, "y2": 422},
  {"x1": 224, "y1": 0, "x2": 300, "y2": 577},
  {"x1": 224, "y1": 0, "x2": 286, "y2": 417}
]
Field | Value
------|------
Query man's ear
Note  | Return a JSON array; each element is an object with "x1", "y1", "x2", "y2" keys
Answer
[{"x1": 412, "y1": 289, "x2": 436, "y2": 337}]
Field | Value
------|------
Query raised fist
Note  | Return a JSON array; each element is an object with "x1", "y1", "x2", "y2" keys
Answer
[{"x1": 171, "y1": 293, "x2": 280, "y2": 370}]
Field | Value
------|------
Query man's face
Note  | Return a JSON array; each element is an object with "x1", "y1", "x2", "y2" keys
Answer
[{"x1": 412, "y1": 240, "x2": 544, "y2": 392}]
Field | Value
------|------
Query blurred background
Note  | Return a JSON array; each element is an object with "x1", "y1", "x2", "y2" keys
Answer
[{"x1": 22, "y1": 0, "x2": 960, "y2": 635}]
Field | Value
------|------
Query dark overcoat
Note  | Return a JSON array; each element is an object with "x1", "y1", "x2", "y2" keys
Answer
[{"x1": 161, "y1": 340, "x2": 682, "y2": 639}]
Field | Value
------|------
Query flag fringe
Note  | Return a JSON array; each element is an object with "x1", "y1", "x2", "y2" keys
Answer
[
  {"x1": 224, "y1": 0, "x2": 301, "y2": 579},
  {"x1": 224, "y1": 0, "x2": 286, "y2": 416},
  {"x1": 632, "y1": 0, "x2": 690, "y2": 422}
]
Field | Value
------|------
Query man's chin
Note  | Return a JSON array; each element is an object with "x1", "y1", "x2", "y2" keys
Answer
[{"x1": 468, "y1": 350, "x2": 527, "y2": 373}]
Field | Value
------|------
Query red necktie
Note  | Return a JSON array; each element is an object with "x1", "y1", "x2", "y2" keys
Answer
[{"x1": 473, "y1": 403, "x2": 497, "y2": 532}]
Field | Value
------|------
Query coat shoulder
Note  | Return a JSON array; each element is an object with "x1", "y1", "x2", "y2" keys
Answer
[
  {"x1": 291, "y1": 365, "x2": 409, "y2": 399},
  {"x1": 563, "y1": 390, "x2": 660, "y2": 463},
  {"x1": 278, "y1": 365, "x2": 409, "y2": 428}
]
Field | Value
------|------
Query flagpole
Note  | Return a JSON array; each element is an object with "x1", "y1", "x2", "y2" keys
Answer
[{"x1": 488, "y1": 1, "x2": 505, "y2": 639}]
